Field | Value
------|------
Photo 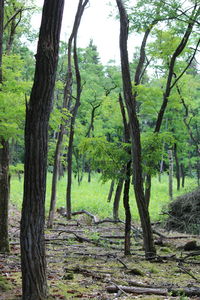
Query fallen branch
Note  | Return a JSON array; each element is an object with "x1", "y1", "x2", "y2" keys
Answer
[
  {"x1": 106, "y1": 284, "x2": 200, "y2": 297},
  {"x1": 106, "y1": 285, "x2": 168, "y2": 296},
  {"x1": 71, "y1": 209, "x2": 99, "y2": 223},
  {"x1": 178, "y1": 264, "x2": 200, "y2": 282}
]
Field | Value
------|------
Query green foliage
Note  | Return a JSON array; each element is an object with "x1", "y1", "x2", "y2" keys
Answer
[
  {"x1": 0, "y1": 55, "x2": 31, "y2": 140},
  {"x1": 127, "y1": 0, "x2": 181, "y2": 32},
  {"x1": 79, "y1": 137, "x2": 130, "y2": 181},
  {"x1": 142, "y1": 132, "x2": 174, "y2": 175},
  {"x1": 10, "y1": 163, "x2": 24, "y2": 175}
]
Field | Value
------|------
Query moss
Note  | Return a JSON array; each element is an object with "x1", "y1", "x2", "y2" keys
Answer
[
  {"x1": 159, "y1": 247, "x2": 172, "y2": 253},
  {"x1": 0, "y1": 275, "x2": 12, "y2": 292}
]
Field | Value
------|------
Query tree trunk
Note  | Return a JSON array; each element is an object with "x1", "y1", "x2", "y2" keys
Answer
[
  {"x1": 107, "y1": 180, "x2": 115, "y2": 202},
  {"x1": 0, "y1": 0, "x2": 3, "y2": 83},
  {"x1": 168, "y1": 149, "x2": 173, "y2": 201},
  {"x1": 174, "y1": 143, "x2": 180, "y2": 191},
  {"x1": 0, "y1": 0, "x2": 10, "y2": 254},
  {"x1": 49, "y1": 0, "x2": 88, "y2": 224},
  {"x1": 116, "y1": 0, "x2": 156, "y2": 259},
  {"x1": 123, "y1": 160, "x2": 131, "y2": 255},
  {"x1": 47, "y1": 131, "x2": 63, "y2": 228},
  {"x1": 20, "y1": 1, "x2": 64, "y2": 299},
  {"x1": 118, "y1": 93, "x2": 131, "y2": 255},
  {"x1": 113, "y1": 178, "x2": 123, "y2": 221},
  {"x1": 66, "y1": 0, "x2": 89, "y2": 220},
  {"x1": 145, "y1": 174, "x2": 151, "y2": 208},
  {"x1": 0, "y1": 139, "x2": 10, "y2": 253},
  {"x1": 180, "y1": 163, "x2": 185, "y2": 188}
]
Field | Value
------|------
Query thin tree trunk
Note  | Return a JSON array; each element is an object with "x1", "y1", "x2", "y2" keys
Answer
[
  {"x1": 0, "y1": 0, "x2": 10, "y2": 254},
  {"x1": 20, "y1": 1, "x2": 64, "y2": 299},
  {"x1": 47, "y1": 133, "x2": 63, "y2": 228},
  {"x1": 85, "y1": 103, "x2": 100, "y2": 184},
  {"x1": 116, "y1": 0, "x2": 156, "y2": 259},
  {"x1": 66, "y1": 0, "x2": 89, "y2": 219},
  {"x1": 123, "y1": 160, "x2": 131, "y2": 255},
  {"x1": 107, "y1": 180, "x2": 115, "y2": 202},
  {"x1": 113, "y1": 178, "x2": 124, "y2": 221},
  {"x1": 168, "y1": 149, "x2": 173, "y2": 201},
  {"x1": 0, "y1": 139, "x2": 10, "y2": 253},
  {"x1": 118, "y1": 93, "x2": 132, "y2": 255},
  {"x1": 0, "y1": 0, "x2": 3, "y2": 84},
  {"x1": 174, "y1": 143, "x2": 180, "y2": 191},
  {"x1": 48, "y1": 0, "x2": 88, "y2": 224},
  {"x1": 180, "y1": 163, "x2": 185, "y2": 188},
  {"x1": 145, "y1": 174, "x2": 151, "y2": 208}
]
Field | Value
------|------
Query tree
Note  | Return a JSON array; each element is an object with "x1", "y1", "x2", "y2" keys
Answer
[
  {"x1": 116, "y1": 0, "x2": 156, "y2": 259},
  {"x1": 66, "y1": 0, "x2": 89, "y2": 220},
  {"x1": 0, "y1": 0, "x2": 9, "y2": 254},
  {"x1": 48, "y1": 0, "x2": 88, "y2": 227},
  {"x1": 20, "y1": 1, "x2": 64, "y2": 299}
]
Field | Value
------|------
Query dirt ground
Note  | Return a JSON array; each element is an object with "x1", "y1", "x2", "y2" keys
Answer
[{"x1": 1, "y1": 205, "x2": 200, "y2": 299}]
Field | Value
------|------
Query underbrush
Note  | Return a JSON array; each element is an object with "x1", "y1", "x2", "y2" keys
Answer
[{"x1": 10, "y1": 172, "x2": 197, "y2": 222}]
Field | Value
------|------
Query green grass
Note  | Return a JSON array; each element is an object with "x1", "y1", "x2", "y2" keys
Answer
[{"x1": 10, "y1": 172, "x2": 197, "y2": 221}]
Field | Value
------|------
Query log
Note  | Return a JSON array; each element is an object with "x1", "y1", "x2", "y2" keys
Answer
[
  {"x1": 106, "y1": 285, "x2": 168, "y2": 295},
  {"x1": 106, "y1": 285, "x2": 200, "y2": 297}
]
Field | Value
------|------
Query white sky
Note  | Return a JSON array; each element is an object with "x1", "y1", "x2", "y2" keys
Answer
[{"x1": 31, "y1": 0, "x2": 141, "y2": 65}]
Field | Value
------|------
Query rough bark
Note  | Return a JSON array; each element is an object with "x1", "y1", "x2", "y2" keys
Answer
[
  {"x1": 116, "y1": 0, "x2": 156, "y2": 259},
  {"x1": 20, "y1": 1, "x2": 64, "y2": 299}
]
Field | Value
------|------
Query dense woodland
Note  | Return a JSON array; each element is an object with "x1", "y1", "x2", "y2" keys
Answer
[{"x1": 0, "y1": 0, "x2": 200, "y2": 299}]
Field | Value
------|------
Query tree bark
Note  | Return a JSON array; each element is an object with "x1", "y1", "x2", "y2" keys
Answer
[
  {"x1": 168, "y1": 149, "x2": 173, "y2": 201},
  {"x1": 180, "y1": 163, "x2": 185, "y2": 188},
  {"x1": 0, "y1": 0, "x2": 3, "y2": 83},
  {"x1": 116, "y1": 0, "x2": 156, "y2": 259},
  {"x1": 107, "y1": 180, "x2": 115, "y2": 202},
  {"x1": 20, "y1": 1, "x2": 64, "y2": 299},
  {"x1": 113, "y1": 178, "x2": 123, "y2": 221},
  {"x1": 174, "y1": 143, "x2": 180, "y2": 191},
  {"x1": 0, "y1": 139, "x2": 10, "y2": 253},
  {"x1": 144, "y1": 174, "x2": 151, "y2": 208}
]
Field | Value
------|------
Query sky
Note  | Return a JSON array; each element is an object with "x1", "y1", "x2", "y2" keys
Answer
[{"x1": 31, "y1": 0, "x2": 141, "y2": 65}]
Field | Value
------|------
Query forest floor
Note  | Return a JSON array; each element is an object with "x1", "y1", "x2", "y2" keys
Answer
[{"x1": 1, "y1": 205, "x2": 200, "y2": 299}]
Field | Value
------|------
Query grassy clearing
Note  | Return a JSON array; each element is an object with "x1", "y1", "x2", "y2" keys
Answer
[{"x1": 10, "y1": 172, "x2": 197, "y2": 221}]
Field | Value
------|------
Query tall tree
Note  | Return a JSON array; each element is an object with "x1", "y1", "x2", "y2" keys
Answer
[
  {"x1": 48, "y1": 0, "x2": 88, "y2": 227},
  {"x1": 20, "y1": 1, "x2": 64, "y2": 299},
  {"x1": 66, "y1": 0, "x2": 89, "y2": 219},
  {"x1": 116, "y1": 0, "x2": 156, "y2": 259},
  {"x1": 0, "y1": 0, "x2": 10, "y2": 254}
]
